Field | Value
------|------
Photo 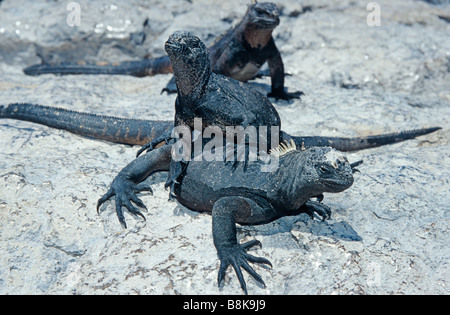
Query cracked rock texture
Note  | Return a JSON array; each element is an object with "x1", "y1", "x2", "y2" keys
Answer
[{"x1": 0, "y1": 0, "x2": 449, "y2": 294}]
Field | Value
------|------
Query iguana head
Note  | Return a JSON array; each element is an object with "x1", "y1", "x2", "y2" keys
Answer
[
  {"x1": 277, "y1": 145, "x2": 354, "y2": 200},
  {"x1": 246, "y1": 1, "x2": 280, "y2": 30},
  {"x1": 165, "y1": 31, "x2": 211, "y2": 97},
  {"x1": 310, "y1": 147, "x2": 354, "y2": 193}
]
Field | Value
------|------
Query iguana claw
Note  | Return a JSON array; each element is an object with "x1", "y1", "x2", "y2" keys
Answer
[
  {"x1": 217, "y1": 240, "x2": 272, "y2": 295},
  {"x1": 301, "y1": 200, "x2": 332, "y2": 221}
]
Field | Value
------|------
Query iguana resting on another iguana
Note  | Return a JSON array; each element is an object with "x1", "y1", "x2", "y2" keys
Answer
[
  {"x1": 23, "y1": 1, "x2": 301, "y2": 100},
  {"x1": 1, "y1": 32, "x2": 442, "y2": 296},
  {"x1": 95, "y1": 139, "x2": 355, "y2": 294},
  {"x1": 146, "y1": 30, "x2": 283, "y2": 187}
]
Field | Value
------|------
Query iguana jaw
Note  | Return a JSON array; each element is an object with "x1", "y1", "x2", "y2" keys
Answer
[{"x1": 321, "y1": 172, "x2": 354, "y2": 193}]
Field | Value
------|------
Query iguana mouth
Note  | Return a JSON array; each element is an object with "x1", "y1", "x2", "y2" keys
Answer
[
  {"x1": 258, "y1": 17, "x2": 279, "y2": 26},
  {"x1": 164, "y1": 41, "x2": 180, "y2": 52},
  {"x1": 323, "y1": 174, "x2": 354, "y2": 192},
  {"x1": 251, "y1": 17, "x2": 279, "y2": 29}
]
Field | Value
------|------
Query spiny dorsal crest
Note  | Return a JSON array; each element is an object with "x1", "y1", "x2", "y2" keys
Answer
[{"x1": 270, "y1": 139, "x2": 298, "y2": 157}]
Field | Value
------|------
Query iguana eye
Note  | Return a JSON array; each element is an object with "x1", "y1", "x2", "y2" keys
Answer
[
  {"x1": 255, "y1": 8, "x2": 266, "y2": 15},
  {"x1": 180, "y1": 44, "x2": 189, "y2": 54},
  {"x1": 318, "y1": 165, "x2": 333, "y2": 174},
  {"x1": 191, "y1": 38, "x2": 200, "y2": 47}
]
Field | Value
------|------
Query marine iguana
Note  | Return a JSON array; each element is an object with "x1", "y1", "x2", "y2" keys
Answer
[
  {"x1": 96, "y1": 140, "x2": 355, "y2": 294},
  {"x1": 147, "y1": 31, "x2": 282, "y2": 158},
  {"x1": 0, "y1": 101, "x2": 441, "y2": 294},
  {"x1": 23, "y1": 1, "x2": 301, "y2": 100}
]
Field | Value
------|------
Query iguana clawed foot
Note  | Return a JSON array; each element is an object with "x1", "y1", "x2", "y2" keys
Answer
[
  {"x1": 350, "y1": 160, "x2": 364, "y2": 173},
  {"x1": 268, "y1": 88, "x2": 304, "y2": 101},
  {"x1": 217, "y1": 240, "x2": 272, "y2": 295},
  {"x1": 97, "y1": 175, "x2": 152, "y2": 228},
  {"x1": 300, "y1": 200, "x2": 332, "y2": 221}
]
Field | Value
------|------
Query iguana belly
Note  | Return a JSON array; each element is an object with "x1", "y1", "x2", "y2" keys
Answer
[{"x1": 229, "y1": 61, "x2": 260, "y2": 82}]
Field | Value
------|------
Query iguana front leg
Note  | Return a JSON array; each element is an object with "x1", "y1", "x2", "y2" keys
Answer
[
  {"x1": 266, "y1": 42, "x2": 303, "y2": 101},
  {"x1": 161, "y1": 76, "x2": 178, "y2": 94},
  {"x1": 97, "y1": 144, "x2": 172, "y2": 228},
  {"x1": 212, "y1": 196, "x2": 275, "y2": 294}
]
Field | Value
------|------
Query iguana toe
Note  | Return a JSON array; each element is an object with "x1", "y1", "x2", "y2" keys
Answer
[
  {"x1": 97, "y1": 174, "x2": 151, "y2": 228},
  {"x1": 302, "y1": 200, "x2": 332, "y2": 221}
]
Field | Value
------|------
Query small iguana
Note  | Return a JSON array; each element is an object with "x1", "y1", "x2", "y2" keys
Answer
[
  {"x1": 96, "y1": 140, "x2": 355, "y2": 294},
  {"x1": 23, "y1": 1, "x2": 302, "y2": 100}
]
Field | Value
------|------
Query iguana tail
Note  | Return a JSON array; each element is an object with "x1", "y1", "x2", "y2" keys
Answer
[
  {"x1": 0, "y1": 103, "x2": 172, "y2": 145},
  {"x1": 286, "y1": 128, "x2": 441, "y2": 152},
  {"x1": 23, "y1": 56, "x2": 172, "y2": 77},
  {"x1": 1, "y1": 103, "x2": 441, "y2": 150}
]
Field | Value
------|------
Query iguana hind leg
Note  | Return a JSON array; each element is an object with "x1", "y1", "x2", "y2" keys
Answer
[{"x1": 97, "y1": 144, "x2": 172, "y2": 228}]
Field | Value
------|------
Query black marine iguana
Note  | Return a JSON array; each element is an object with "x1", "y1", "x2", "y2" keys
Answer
[
  {"x1": 23, "y1": 1, "x2": 301, "y2": 100},
  {"x1": 96, "y1": 140, "x2": 355, "y2": 294},
  {"x1": 128, "y1": 31, "x2": 442, "y2": 158},
  {"x1": 142, "y1": 30, "x2": 282, "y2": 163}
]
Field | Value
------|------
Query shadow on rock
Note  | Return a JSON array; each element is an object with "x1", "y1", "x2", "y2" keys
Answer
[
  {"x1": 292, "y1": 213, "x2": 362, "y2": 242},
  {"x1": 239, "y1": 213, "x2": 362, "y2": 242}
]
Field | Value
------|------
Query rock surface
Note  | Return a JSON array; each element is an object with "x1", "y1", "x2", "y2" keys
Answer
[{"x1": 0, "y1": 0, "x2": 449, "y2": 295}]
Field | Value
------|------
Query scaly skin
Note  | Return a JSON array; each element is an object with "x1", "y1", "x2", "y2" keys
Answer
[{"x1": 0, "y1": 103, "x2": 172, "y2": 145}]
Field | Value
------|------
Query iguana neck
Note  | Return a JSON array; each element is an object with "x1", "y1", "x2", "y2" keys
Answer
[
  {"x1": 242, "y1": 24, "x2": 274, "y2": 49},
  {"x1": 174, "y1": 62, "x2": 211, "y2": 102},
  {"x1": 274, "y1": 152, "x2": 321, "y2": 210}
]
